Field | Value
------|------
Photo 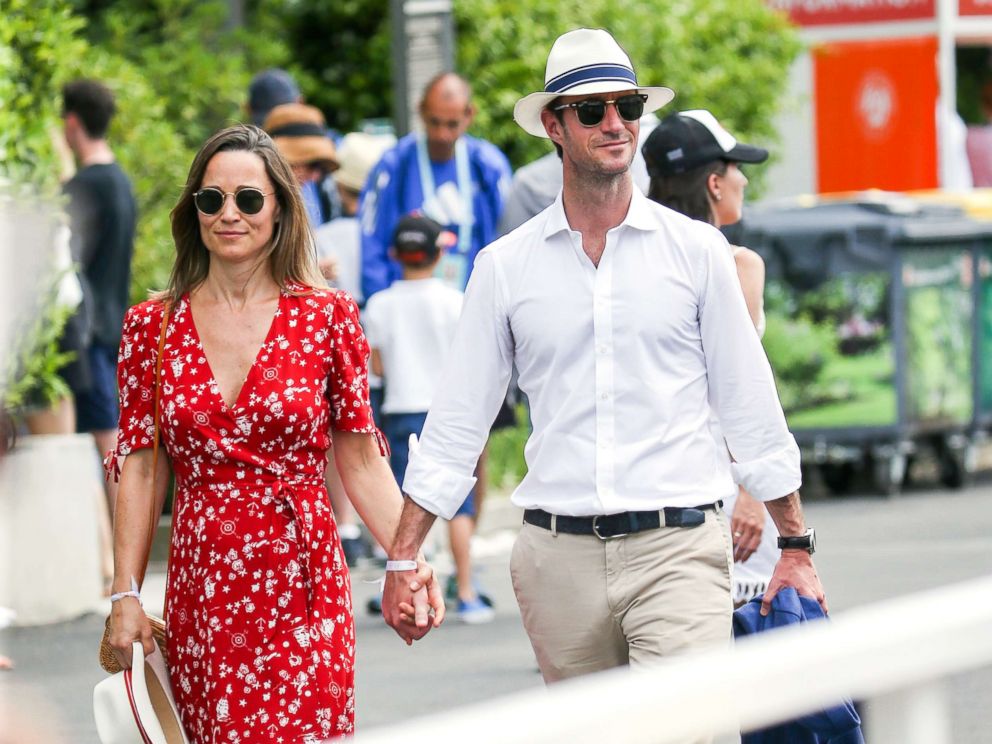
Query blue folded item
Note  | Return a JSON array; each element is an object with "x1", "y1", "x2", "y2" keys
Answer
[{"x1": 733, "y1": 588, "x2": 865, "y2": 744}]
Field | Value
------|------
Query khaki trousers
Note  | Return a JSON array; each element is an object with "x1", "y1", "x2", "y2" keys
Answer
[{"x1": 510, "y1": 506, "x2": 733, "y2": 683}]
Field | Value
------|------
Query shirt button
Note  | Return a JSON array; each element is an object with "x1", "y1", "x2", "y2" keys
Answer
[{"x1": 601, "y1": 392, "x2": 609, "y2": 400}]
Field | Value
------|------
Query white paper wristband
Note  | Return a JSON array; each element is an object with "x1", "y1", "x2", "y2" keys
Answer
[
  {"x1": 110, "y1": 590, "x2": 141, "y2": 604},
  {"x1": 384, "y1": 560, "x2": 418, "y2": 572},
  {"x1": 110, "y1": 576, "x2": 143, "y2": 605}
]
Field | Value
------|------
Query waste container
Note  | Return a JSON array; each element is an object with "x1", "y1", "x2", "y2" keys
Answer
[{"x1": 737, "y1": 195, "x2": 992, "y2": 494}]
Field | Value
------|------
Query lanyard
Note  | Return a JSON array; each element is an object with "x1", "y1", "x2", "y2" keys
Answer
[{"x1": 415, "y1": 135, "x2": 473, "y2": 255}]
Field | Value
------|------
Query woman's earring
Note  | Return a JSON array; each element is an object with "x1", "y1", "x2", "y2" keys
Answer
[{"x1": 714, "y1": 193, "x2": 722, "y2": 202}]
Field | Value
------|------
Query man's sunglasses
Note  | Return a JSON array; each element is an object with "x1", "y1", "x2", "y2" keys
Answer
[
  {"x1": 193, "y1": 187, "x2": 273, "y2": 216},
  {"x1": 553, "y1": 94, "x2": 648, "y2": 128}
]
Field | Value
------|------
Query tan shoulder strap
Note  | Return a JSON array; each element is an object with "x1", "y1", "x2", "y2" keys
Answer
[
  {"x1": 151, "y1": 303, "x2": 170, "y2": 482},
  {"x1": 141, "y1": 303, "x2": 171, "y2": 588}
]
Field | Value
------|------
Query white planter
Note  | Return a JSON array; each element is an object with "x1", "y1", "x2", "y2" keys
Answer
[{"x1": 0, "y1": 433, "x2": 105, "y2": 624}]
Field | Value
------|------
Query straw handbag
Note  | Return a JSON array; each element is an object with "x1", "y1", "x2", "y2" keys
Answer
[{"x1": 98, "y1": 305, "x2": 173, "y2": 674}]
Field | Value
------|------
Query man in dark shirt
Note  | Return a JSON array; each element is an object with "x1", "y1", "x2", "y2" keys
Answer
[{"x1": 62, "y1": 79, "x2": 136, "y2": 519}]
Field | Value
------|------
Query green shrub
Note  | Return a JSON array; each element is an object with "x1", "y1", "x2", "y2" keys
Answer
[
  {"x1": 762, "y1": 311, "x2": 842, "y2": 411},
  {"x1": 0, "y1": 0, "x2": 88, "y2": 411},
  {"x1": 486, "y1": 404, "x2": 531, "y2": 491}
]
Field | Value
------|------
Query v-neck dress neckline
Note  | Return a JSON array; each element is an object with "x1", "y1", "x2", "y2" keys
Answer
[{"x1": 185, "y1": 290, "x2": 284, "y2": 414}]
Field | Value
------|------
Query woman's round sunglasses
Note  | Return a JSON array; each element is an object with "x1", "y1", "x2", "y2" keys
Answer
[
  {"x1": 553, "y1": 94, "x2": 648, "y2": 128},
  {"x1": 193, "y1": 187, "x2": 273, "y2": 216}
]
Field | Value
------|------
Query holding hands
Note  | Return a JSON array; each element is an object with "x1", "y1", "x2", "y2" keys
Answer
[{"x1": 382, "y1": 557, "x2": 446, "y2": 645}]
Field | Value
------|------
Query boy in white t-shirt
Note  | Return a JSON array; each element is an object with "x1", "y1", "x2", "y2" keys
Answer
[{"x1": 363, "y1": 214, "x2": 495, "y2": 624}]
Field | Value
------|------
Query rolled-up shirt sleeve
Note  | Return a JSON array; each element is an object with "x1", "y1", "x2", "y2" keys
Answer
[
  {"x1": 698, "y1": 229, "x2": 802, "y2": 501},
  {"x1": 403, "y1": 249, "x2": 515, "y2": 519}
]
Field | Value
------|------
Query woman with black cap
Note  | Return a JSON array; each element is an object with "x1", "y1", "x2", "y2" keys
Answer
[{"x1": 642, "y1": 109, "x2": 777, "y2": 606}]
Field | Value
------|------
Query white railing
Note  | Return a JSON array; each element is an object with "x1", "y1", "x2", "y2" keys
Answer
[{"x1": 357, "y1": 575, "x2": 992, "y2": 744}]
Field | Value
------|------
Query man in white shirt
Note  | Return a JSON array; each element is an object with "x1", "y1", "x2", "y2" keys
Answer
[{"x1": 382, "y1": 28, "x2": 826, "y2": 690}]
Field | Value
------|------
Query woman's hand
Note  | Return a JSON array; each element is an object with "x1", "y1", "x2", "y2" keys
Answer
[
  {"x1": 396, "y1": 558, "x2": 446, "y2": 635},
  {"x1": 108, "y1": 597, "x2": 154, "y2": 669},
  {"x1": 731, "y1": 487, "x2": 766, "y2": 563}
]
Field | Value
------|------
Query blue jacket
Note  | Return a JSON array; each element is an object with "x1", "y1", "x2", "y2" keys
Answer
[
  {"x1": 733, "y1": 589, "x2": 865, "y2": 744},
  {"x1": 358, "y1": 132, "x2": 511, "y2": 301}
]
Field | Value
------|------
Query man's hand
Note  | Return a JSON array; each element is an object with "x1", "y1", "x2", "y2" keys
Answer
[
  {"x1": 730, "y1": 487, "x2": 765, "y2": 563},
  {"x1": 382, "y1": 560, "x2": 445, "y2": 645},
  {"x1": 762, "y1": 550, "x2": 827, "y2": 616}
]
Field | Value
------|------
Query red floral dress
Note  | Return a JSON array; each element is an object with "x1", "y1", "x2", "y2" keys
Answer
[{"x1": 111, "y1": 285, "x2": 381, "y2": 743}]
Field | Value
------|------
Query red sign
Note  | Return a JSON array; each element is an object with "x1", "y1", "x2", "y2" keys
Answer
[
  {"x1": 960, "y1": 0, "x2": 992, "y2": 15},
  {"x1": 769, "y1": 0, "x2": 935, "y2": 26},
  {"x1": 814, "y1": 37, "x2": 938, "y2": 192}
]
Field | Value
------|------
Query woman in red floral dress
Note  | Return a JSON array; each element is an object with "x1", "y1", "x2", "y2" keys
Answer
[{"x1": 106, "y1": 125, "x2": 444, "y2": 743}]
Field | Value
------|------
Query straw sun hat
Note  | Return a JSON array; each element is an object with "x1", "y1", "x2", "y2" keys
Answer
[
  {"x1": 334, "y1": 132, "x2": 395, "y2": 192},
  {"x1": 263, "y1": 102, "x2": 339, "y2": 171}
]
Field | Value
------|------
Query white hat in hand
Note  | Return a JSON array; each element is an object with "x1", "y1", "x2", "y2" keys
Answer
[{"x1": 93, "y1": 641, "x2": 189, "y2": 744}]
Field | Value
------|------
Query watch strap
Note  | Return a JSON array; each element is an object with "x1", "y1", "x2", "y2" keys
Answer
[{"x1": 777, "y1": 527, "x2": 815, "y2": 553}]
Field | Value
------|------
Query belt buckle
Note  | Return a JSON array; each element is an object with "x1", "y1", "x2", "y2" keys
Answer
[{"x1": 592, "y1": 515, "x2": 628, "y2": 541}]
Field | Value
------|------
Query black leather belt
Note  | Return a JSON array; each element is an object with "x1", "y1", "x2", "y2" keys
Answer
[{"x1": 523, "y1": 502, "x2": 722, "y2": 540}]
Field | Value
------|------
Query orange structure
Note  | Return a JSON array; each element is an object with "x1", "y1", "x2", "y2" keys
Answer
[{"x1": 765, "y1": 0, "x2": 992, "y2": 196}]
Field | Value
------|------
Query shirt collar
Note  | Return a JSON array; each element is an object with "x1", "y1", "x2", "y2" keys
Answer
[{"x1": 542, "y1": 183, "x2": 663, "y2": 241}]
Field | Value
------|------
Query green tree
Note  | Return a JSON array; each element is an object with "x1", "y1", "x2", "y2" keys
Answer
[
  {"x1": 268, "y1": 0, "x2": 393, "y2": 134},
  {"x1": 70, "y1": 0, "x2": 277, "y2": 150},
  {"x1": 256, "y1": 0, "x2": 800, "y2": 175},
  {"x1": 66, "y1": 0, "x2": 301, "y2": 301}
]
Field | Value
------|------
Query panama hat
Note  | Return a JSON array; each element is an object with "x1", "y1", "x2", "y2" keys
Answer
[
  {"x1": 513, "y1": 28, "x2": 674, "y2": 138},
  {"x1": 642, "y1": 109, "x2": 769, "y2": 177},
  {"x1": 334, "y1": 132, "x2": 395, "y2": 192},
  {"x1": 93, "y1": 641, "x2": 190, "y2": 744},
  {"x1": 263, "y1": 102, "x2": 339, "y2": 171}
]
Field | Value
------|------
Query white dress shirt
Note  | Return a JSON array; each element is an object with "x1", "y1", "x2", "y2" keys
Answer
[{"x1": 404, "y1": 188, "x2": 801, "y2": 520}]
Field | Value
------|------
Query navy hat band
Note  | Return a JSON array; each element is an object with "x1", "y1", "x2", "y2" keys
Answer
[
  {"x1": 545, "y1": 63, "x2": 637, "y2": 94},
  {"x1": 268, "y1": 123, "x2": 327, "y2": 138}
]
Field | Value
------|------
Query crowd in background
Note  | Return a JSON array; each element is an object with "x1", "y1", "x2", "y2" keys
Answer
[{"x1": 54, "y1": 63, "x2": 785, "y2": 630}]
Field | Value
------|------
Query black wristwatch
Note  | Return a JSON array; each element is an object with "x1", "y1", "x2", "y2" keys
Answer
[{"x1": 777, "y1": 527, "x2": 816, "y2": 554}]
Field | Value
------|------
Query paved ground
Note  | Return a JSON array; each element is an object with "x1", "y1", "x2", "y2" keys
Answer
[{"x1": 2, "y1": 472, "x2": 991, "y2": 742}]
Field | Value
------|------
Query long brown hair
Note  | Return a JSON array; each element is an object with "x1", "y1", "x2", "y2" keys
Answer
[
  {"x1": 646, "y1": 159, "x2": 728, "y2": 226},
  {"x1": 157, "y1": 124, "x2": 322, "y2": 303}
]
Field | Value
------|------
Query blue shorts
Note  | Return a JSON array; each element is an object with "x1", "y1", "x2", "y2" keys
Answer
[
  {"x1": 368, "y1": 386, "x2": 384, "y2": 428},
  {"x1": 383, "y1": 411, "x2": 475, "y2": 519},
  {"x1": 75, "y1": 343, "x2": 120, "y2": 433}
]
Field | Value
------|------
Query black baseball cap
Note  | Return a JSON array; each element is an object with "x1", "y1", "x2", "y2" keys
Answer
[
  {"x1": 642, "y1": 109, "x2": 768, "y2": 177},
  {"x1": 393, "y1": 214, "x2": 444, "y2": 265}
]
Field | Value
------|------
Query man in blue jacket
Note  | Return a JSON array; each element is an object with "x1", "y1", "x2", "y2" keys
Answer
[{"x1": 359, "y1": 72, "x2": 512, "y2": 299}]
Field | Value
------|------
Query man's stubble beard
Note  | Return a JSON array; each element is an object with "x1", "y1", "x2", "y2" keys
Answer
[
  {"x1": 565, "y1": 150, "x2": 632, "y2": 189},
  {"x1": 561, "y1": 130, "x2": 635, "y2": 188}
]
